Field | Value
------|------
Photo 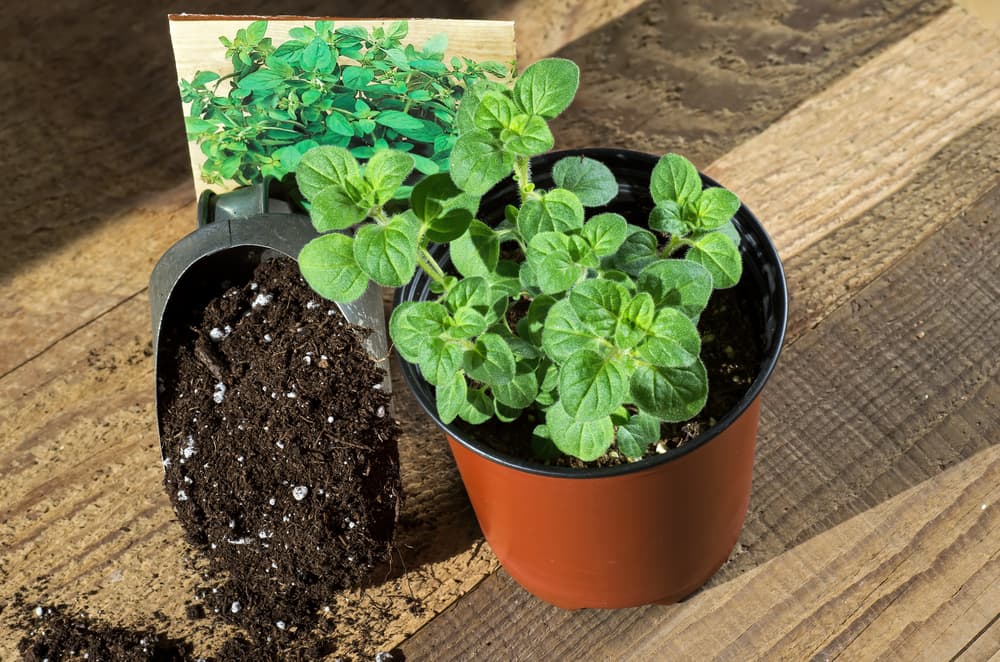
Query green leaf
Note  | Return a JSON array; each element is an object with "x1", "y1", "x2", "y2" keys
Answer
[
  {"x1": 695, "y1": 187, "x2": 741, "y2": 230},
  {"x1": 309, "y1": 185, "x2": 368, "y2": 231},
  {"x1": 325, "y1": 113, "x2": 354, "y2": 137},
  {"x1": 546, "y1": 403, "x2": 614, "y2": 461},
  {"x1": 630, "y1": 359, "x2": 708, "y2": 422},
  {"x1": 616, "y1": 291, "x2": 655, "y2": 349},
  {"x1": 617, "y1": 412, "x2": 661, "y2": 459},
  {"x1": 450, "y1": 130, "x2": 515, "y2": 196},
  {"x1": 686, "y1": 231, "x2": 743, "y2": 289},
  {"x1": 436, "y1": 371, "x2": 467, "y2": 424},
  {"x1": 559, "y1": 350, "x2": 629, "y2": 421},
  {"x1": 342, "y1": 66, "x2": 375, "y2": 89},
  {"x1": 455, "y1": 79, "x2": 506, "y2": 134},
  {"x1": 445, "y1": 276, "x2": 492, "y2": 312},
  {"x1": 411, "y1": 173, "x2": 474, "y2": 242},
  {"x1": 298, "y1": 234, "x2": 368, "y2": 303},
  {"x1": 524, "y1": 295, "x2": 555, "y2": 345},
  {"x1": 191, "y1": 70, "x2": 221, "y2": 87},
  {"x1": 459, "y1": 387, "x2": 494, "y2": 424},
  {"x1": 385, "y1": 47, "x2": 411, "y2": 71},
  {"x1": 302, "y1": 38, "x2": 333, "y2": 72},
  {"x1": 296, "y1": 146, "x2": 361, "y2": 200},
  {"x1": 606, "y1": 225, "x2": 659, "y2": 276},
  {"x1": 239, "y1": 69, "x2": 284, "y2": 91},
  {"x1": 353, "y1": 212, "x2": 419, "y2": 286},
  {"x1": 651, "y1": 153, "x2": 702, "y2": 207},
  {"x1": 636, "y1": 307, "x2": 701, "y2": 368},
  {"x1": 449, "y1": 307, "x2": 488, "y2": 339},
  {"x1": 526, "y1": 232, "x2": 581, "y2": 294},
  {"x1": 473, "y1": 91, "x2": 517, "y2": 131},
  {"x1": 464, "y1": 333, "x2": 516, "y2": 386},
  {"x1": 184, "y1": 117, "x2": 218, "y2": 134},
  {"x1": 513, "y1": 58, "x2": 580, "y2": 120},
  {"x1": 541, "y1": 298, "x2": 603, "y2": 364},
  {"x1": 717, "y1": 219, "x2": 742, "y2": 247},
  {"x1": 649, "y1": 201, "x2": 687, "y2": 236},
  {"x1": 387, "y1": 20, "x2": 409, "y2": 40},
  {"x1": 552, "y1": 156, "x2": 618, "y2": 207},
  {"x1": 420, "y1": 338, "x2": 465, "y2": 386},
  {"x1": 569, "y1": 279, "x2": 627, "y2": 336},
  {"x1": 500, "y1": 114, "x2": 554, "y2": 156},
  {"x1": 517, "y1": 189, "x2": 585, "y2": 242},
  {"x1": 364, "y1": 149, "x2": 413, "y2": 205},
  {"x1": 492, "y1": 364, "x2": 540, "y2": 409},
  {"x1": 581, "y1": 213, "x2": 627, "y2": 256},
  {"x1": 245, "y1": 20, "x2": 268, "y2": 45},
  {"x1": 374, "y1": 110, "x2": 423, "y2": 134},
  {"x1": 637, "y1": 260, "x2": 713, "y2": 318},
  {"x1": 450, "y1": 220, "x2": 500, "y2": 277},
  {"x1": 389, "y1": 300, "x2": 450, "y2": 362}
]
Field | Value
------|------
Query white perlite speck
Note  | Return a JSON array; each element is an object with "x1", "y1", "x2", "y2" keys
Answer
[
  {"x1": 230, "y1": 601, "x2": 241, "y2": 614},
  {"x1": 376, "y1": 405, "x2": 386, "y2": 418},
  {"x1": 292, "y1": 486, "x2": 308, "y2": 501},
  {"x1": 34, "y1": 606, "x2": 43, "y2": 617},
  {"x1": 264, "y1": 333, "x2": 273, "y2": 343},
  {"x1": 213, "y1": 382, "x2": 226, "y2": 404},
  {"x1": 252, "y1": 293, "x2": 273, "y2": 308},
  {"x1": 304, "y1": 355, "x2": 312, "y2": 365},
  {"x1": 326, "y1": 416, "x2": 334, "y2": 423},
  {"x1": 209, "y1": 325, "x2": 232, "y2": 341},
  {"x1": 286, "y1": 391, "x2": 297, "y2": 399},
  {"x1": 268, "y1": 497, "x2": 276, "y2": 506},
  {"x1": 306, "y1": 300, "x2": 319, "y2": 309},
  {"x1": 276, "y1": 621, "x2": 286, "y2": 630},
  {"x1": 250, "y1": 282, "x2": 258, "y2": 290},
  {"x1": 182, "y1": 435, "x2": 197, "y2": 459},
  {"x1": 177, "y1": 490, "x2": 188, "y2": 502}
]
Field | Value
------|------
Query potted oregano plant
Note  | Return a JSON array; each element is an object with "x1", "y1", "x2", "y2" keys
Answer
[{"x1": 293, "y1": 58, "x2": 787, "y2": 608}]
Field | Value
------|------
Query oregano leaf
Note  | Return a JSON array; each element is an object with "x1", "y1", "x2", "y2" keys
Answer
[
  {"x1": 558, "y1": 349, "x2": 629, "y2": 421},
  {"x1": 552, "y1": 156, "x2": 618, "y2": 207},
  {"x1": 686, "y1": 231, "x2": 743, "y2": 289},
  {"x1": 694, "y1": 187, "x2": 740, "y2": 231},
  {"x1": 546, "y1": 402, "x2": 614, "y2": 461},
  {"x1": 297, "y1": 234, "x2": 368, "y2": 303},
  {"x1": 296, "y1": 146, "x2": 361, "y2": 200},
  {"x1": 436, "y1": 371, "x2": 467, "y2": 424},
  {"x1": 630, "y1": 359, "x2": 708, "y2": 422},
  {"x1": 451, "y1": 220, "x2": 500, "y2": 277},
  {"x1": 581, "y1": 212, "x2": 627, "y2": 256},
  {"x1": 353, "y1": 212, "x2": 420, "y2": 286},
  {"x1": 651, "y1": 153, "x2": 702, "y2": 207},
  {"x1": 450, "y1": 130, "x2": 515, "y2": 196},
  {"x1": 513, "y1": 58, "x2": 580, "y2": 120},
  {"x1": 636, "y1": 307, "x2": 701, "y2": 368},
  {"x1": 389, "y1": 300, "x2": 450, "y2": 363},
  {"x1": 464, "y1": 332, "x2": 516, "y2": 386},
  {"x1": 617, "y1": 412, "x2": 661, "y2": 459},
  {"x1": 364, "y1": 149, "x2": 414, "y2": 205},
  {"x1": 636, "y1": 260, "x2": 714, "y2": 318}
]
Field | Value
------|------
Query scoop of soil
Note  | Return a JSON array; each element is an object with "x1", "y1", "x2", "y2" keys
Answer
[{"x1": 158, "y1": 257, "x2": 401, "y2": 646}]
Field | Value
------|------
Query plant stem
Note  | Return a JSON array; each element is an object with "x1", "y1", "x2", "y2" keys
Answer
[
  {"x1": 513, "y1": 156, "x2": 533, "y2": 204},
  {"x1": 416, "y1": 248, "x2": 448, "y2": 288},
  {"x1": 662, "y1": 235, "x2": 689, "y2": 257}
]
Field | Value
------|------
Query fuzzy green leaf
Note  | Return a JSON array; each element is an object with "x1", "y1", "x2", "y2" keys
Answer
[
  {"x1": 630, "y1": 359, "x2": 708, "y2": 422},
  {"x1": 524, "y1": 295, "x2": 555, "y2": 345},
  {"x1": 298, "y1": 234, "x2": 368, "y2": 303},
  {"x1": 541, "y1": 298, "x2": 603, "y2": 364},
  {"x1": 450, "y1": 130, "x2": 515, "y2": 196},
  {"x1": 459, "y1": 387, "x2": 494, "y2": 424},
  {"x1": 615, "y1": 291, "x2": 655, "y2": 349},
  {"x1": 325, "y1": 113, "x2": 354, "y2": 137},
  {"x1": 686, "y1": 231, "x2": 743, "y2": 289},
  {"x1": 552, "y1": 156, "x2": 618, "y2": 207},
  {"x1": 500, "y1": 113, "x2": 554, "y2": 156},
  {"x1": 546, "y1": 403, "x2": 614, "y2": 461},
  {"x1": 717, "y1": 219, "x2": 742, "y2": 247},
  {"x1": 239, "y1": 69, "x2": 284, "y2": 92},
  {"x1": 568, "y1": 279, "x2": 626, "y2": 337},
  {"x1": 649, "y1": 201, "x2": 687, "y2": 236},
  {"x1": 464, "y1": 333, "x2": 516, "y2": 386},
  {"x1": 420, "y1": 338, "x2": 465, "y2": 386},
  {"x1": 451, "y1": 220, "x2": 500, "y2": 277},
  {"x1": 513, "y1": 58, "x2": 580, "y2": 120},
  {"x1": 341, "y1": 66, "x2": 375, "y2": 90},
  {"x1": 411, "y1": 173, "x2": 474, "y2": 243},
  {"x1": 353, "y1": 212, "x2": 419, "y2": 287},
  {"x1": 606, "y1": 225, "x2": 659, "y2": 276},
  {"x1": 526, "y1": 232, "x2": 581, "y2": 294},
  {"x1": 309, "y1": 185, "x2": 368, "y2": 231},
  {"x1": 492, "y1": 364, "x2": 540, "y2": 409},
  {"x1": 637, "y1": 260, "x2": 714, "y2": 318},
  {"x1": 296, "y1": 146, "x2": 361, "y2": 200},
  {"x1": 581, "y1": 213, "x2": 628, "y2": 256},
  {"x1": 558, "y1": 350, "x2": 629, "y2": 421},
  {"x1": 516, "y1": 189, "x2": 585, "y2": 242},
  {"x1": 617, "y1": 412, "x2": 661, "y2": 459},
  {"x1": 436, "y1": 371, "x2": 467, "y2": 424},
  {"x1": 651, "y1": 153, "x2": 702, "y2": 207},
  {"x1": 455, "y1": 79, "x2": 506, "y2": 134},
  {"x1": 389, "y1": 300, "x2": 450, "y2": 363},
  {"x1": 449, "y1": 307, "x2": 488, "y2": 339},
  {"x1": 473, "y1": 91, "x2": 517, "y2": 131},
  {"x1": 636, "y1": 307, "x2": 701, "y2": 368},
  {"x1": 364, "y1": 150, "x2": 414, "y2": 205},
  {"x1": 694, "y1": 187, "x2": 741, "y2": 230}
]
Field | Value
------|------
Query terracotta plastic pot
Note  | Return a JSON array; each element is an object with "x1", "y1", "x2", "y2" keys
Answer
[{"x1": 395, "y1": 149, "x2": 788, "y2": 609}]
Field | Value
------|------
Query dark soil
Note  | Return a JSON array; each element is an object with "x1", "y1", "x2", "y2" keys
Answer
[
  {"x1": 16, "y1": 605, "x2": 190, "y2": 661},
  {"x1": 158, "y1": 257, "x2": 401, "y2": 653},
  {"x1": 458, "y1": 284, "x2": 762, "y2": 468}
]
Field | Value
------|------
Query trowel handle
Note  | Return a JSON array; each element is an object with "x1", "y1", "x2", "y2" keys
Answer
[{"x1": 197, "y1": 181, "x2": 281, "y2": 228}]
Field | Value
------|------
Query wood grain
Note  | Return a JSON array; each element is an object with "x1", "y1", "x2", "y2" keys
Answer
[{"x1": 401, "y1": 444, "x2": 999, "y2": 660}]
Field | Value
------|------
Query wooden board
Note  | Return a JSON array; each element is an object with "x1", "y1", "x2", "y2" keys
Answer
[{"x1": 169, "y1": 17, "x2": 516, "y2": 199}]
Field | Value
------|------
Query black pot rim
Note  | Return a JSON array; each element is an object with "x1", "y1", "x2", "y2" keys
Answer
[{"x1": 395, "y1": 148, "x2": 789, "y2": 479}]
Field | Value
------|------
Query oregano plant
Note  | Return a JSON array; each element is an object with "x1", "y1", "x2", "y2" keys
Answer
[
  {"x1": 295, "y1": 58, "x2": 744, "y2": 463},
  {"x1": 181, "y1": 20, "x2": 511, "y2": 188}
]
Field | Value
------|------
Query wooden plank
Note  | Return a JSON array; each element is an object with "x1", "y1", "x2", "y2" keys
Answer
[
  {"x1": 706, "y1": 7, "x2": 1000, "y2": 261},
  {"x1": 957, "y1": 0, "x2": 1000, "y2": 30},
  {"x1": 401, "y1": 445, "x2": 999, "y2": 660},
  {"x1": 399, "y1": 147, "x2": 1000, "y2": 655}
]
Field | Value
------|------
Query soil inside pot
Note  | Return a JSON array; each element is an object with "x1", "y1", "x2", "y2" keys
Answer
[
  {"x1": 158, "y1": 257, "x2": 401, "y2": 648},
  {"x1": 455, "y1": 284, "x2": 763, "y2": 468}
]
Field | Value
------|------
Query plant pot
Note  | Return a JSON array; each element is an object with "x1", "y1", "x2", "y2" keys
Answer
[{"x1": 394, "y1": 148, "x2": 788, "y2": 609}]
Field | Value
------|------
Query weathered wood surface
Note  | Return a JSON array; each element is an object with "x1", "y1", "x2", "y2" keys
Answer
[{"x1": 3, "y1": 0, "x2": 995, "y2": 659}]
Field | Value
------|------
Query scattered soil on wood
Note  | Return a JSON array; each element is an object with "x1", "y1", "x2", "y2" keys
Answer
[
  {"x1": 16, "y1": 604, "x2": 189, "y2": 661},
  {"x1": 459, "y1": 284, "x2": 762, "y2": 468},
  {"x1": 158, "y1": 257, "x2": 401, "y2": 653}
]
